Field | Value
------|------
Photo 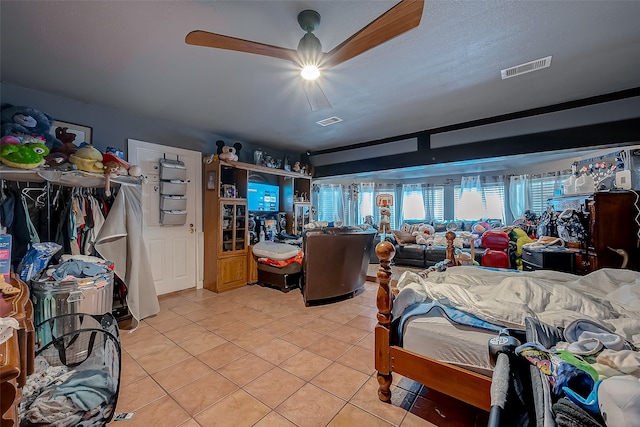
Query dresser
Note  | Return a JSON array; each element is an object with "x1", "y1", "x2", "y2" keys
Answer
[
  {"x1": 548, "y1": 191, "x2": 640, "y2": 274},
  {"x1": 1, "y1": 274, "x2": 35, "y2": 427}
]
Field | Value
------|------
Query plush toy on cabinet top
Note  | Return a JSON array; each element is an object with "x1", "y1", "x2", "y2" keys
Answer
[
  {"x1": 0, "y1": 104, "x2": 60, "y2": 150},
  {"x1": 219, "y1": 145, "x2": 238, "y2": 162},
  {"x1": 216, "y1": 140, "x2": 242, "y2": 162},
  {"x1": 69, "y1": 145, "x2": 104, "y2": 173}
]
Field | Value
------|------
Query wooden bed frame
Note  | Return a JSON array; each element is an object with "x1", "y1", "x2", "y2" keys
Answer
[{"x1": 374, "y1": 231, "x2": 493, "y2": 411}]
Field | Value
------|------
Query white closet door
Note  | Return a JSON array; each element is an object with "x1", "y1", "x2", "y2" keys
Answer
[{"x1": 128, "y1": 139, "x2": 202, "y2": 295}]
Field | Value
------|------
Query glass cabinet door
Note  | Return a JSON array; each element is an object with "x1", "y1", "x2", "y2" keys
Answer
[
  {"x1": 235, "y1": 204, "x2": 246, "y2": 251},
  {"x1": 221, "y1": 202, "x2": 247, "y2": 253},
  {"x1": 293, "y1": 202, "x2": 310, "y2": 235}
]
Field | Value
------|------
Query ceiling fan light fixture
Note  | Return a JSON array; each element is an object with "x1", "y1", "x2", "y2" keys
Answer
[{"x1": 301, "y1": 65, "x2": 320, "y2": 80}]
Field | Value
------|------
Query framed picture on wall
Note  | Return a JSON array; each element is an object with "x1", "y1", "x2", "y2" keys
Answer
[{"x1": 50, "y1": 120, "x2": 93, "y2": 146}]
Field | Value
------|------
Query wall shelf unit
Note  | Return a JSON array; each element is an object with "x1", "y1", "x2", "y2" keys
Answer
[{"x1": 203, "y1": 158, "x2": 311, "y2": 292}]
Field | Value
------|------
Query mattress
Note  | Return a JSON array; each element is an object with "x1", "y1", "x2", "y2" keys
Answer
[{"x1": 402, "y1": 314, "x2": 496, "y2": 377}]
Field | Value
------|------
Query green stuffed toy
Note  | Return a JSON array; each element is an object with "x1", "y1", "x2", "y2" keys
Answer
[
  {"x1": 510, "y1": 227, "x2": 536, "y2": 270},
  {"x1": 0, "y1": 142, "x2": 50, "y2": 169}
]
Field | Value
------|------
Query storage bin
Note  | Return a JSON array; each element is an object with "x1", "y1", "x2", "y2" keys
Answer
[
  {"x1": 160, "y1": 210, "x2": 187, "y2": 225},
  {"x1": 31, "y1": 271, "x2": 114, "y2": 347},
  {"x1": 159, "y1": 158, "x2": 187, "y2": 181},
  {"x1": 160, "y1": 180, "x2": 187, "y2": 196},
  {"x1": 22, "y1": 312, "x2": 121, "y2": 427},
  {"x1": 160, "y1": 195, "x2": 187, "y2": 211}
]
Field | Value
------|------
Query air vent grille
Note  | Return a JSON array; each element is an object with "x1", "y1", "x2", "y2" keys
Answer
[
  {"x1": 501, "y1": 55, "x2": 552, "y2": 80},
  {"x1": 316, "y1": 116, "x2": 343, "y2": 127}
]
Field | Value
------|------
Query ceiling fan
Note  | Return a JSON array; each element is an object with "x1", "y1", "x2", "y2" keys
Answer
[{"x1": 185, "y1": 0, "x2": 424, "y2": 111}]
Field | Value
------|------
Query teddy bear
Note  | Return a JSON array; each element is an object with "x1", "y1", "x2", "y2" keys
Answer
[
  {"x1": 379, "y1": 204, "x2": 391, "y2": 234},
  {"x1": 53, "y1": 126, "x2": 78, "y2": 156},
  {"x1": 412, "y1": 223, "x2": 435, "y2": 245},
  {"x1": 0, "y1": 104, "x2": 60, "y2": 150}
]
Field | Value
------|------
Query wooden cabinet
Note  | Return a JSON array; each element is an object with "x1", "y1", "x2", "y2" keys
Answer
[
  {"x1": 584, "y1": 191, "x2": 639, "y2": 271},
  {"x1": 1, "y1": 275, "x2": 34, "y2": 427},
  {"x1": 221, "y1": 201, "x2": 247, "y2": 253},
  {"x1": 548, "y1": 191, "x2": 640, "y2": 273},
  {"x1": 247, "y1": 245, "x2": 258, "y2": 284},
  {"x1": 203, "y1": 158, "x2": 311, "y2": 292},
  {"x1": 217, "y1": 256, "x2": 248, "y2": 292}
]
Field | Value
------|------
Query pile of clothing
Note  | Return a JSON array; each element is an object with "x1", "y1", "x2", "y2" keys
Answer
[
  {"x1": 20, "y1": 356, "x2": 116, "y2": 427},
  {"x1": 518, "y1": 318, "x2": 639, "y2": 427}
]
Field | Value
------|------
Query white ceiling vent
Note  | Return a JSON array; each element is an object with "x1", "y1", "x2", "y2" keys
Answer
[
  {"x1": 501, "y1": 55, "x2": 552, "y2": 80},
  {"x1": 316, "y1": 116, "x2": 343, "y2": 126}
]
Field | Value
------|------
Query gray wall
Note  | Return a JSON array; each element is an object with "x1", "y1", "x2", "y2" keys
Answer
[{"x1": 1, "y1": 82, "x2": 300, "y2": 165}]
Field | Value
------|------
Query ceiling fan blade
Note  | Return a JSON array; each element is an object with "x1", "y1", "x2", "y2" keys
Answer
[
  {"x1": 186, "y1": 30, "x2": 298, "y2": 62},
  {"x1": 302, "y1": 80, "x2": 332, "y2": 111},
  {"x1": 323, "y1": 0, "x2": 424, "y2": 68}
]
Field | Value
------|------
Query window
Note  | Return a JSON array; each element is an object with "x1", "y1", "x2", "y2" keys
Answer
[
  {"x1": 356, "y1": 184, "x2": 397, "y2": 228},
  {"x1": 423, "y1": 186, "x2": 444, "y2": 221},
  {"x1": 454, "y1": 182, "x2": 505, "y2": 221},
  {"x1": 530, "y1": 176, "x2": 563, "y2": 214},
  {"x1": 315, "y1": 184, "x2": 344, "y2": 222},
  {"x1": 402, "y1": 185, "x2": 425, "y2": 220}
]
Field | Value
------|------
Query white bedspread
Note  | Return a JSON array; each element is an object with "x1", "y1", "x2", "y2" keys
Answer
[{"x1": 395, "y1": 267, "x2": 640, "y2": 346}]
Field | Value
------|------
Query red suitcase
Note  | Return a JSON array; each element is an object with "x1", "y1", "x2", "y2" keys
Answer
[
  {"x1": 481, "y1": 230, "x2": 510, "y2": 250},
  {"x1": 482, "y1": 250, "x2": 510, "y2": 269}
]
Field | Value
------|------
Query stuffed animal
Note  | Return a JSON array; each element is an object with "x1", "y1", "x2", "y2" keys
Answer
[
  {"x1": 216, "y1": 140, "x2": 242, "y2": 160},
  {"x1": 219, "y1": 145, "x2": 238, "y2": 162},
  {"x1": 412, "y1": 223, "x2": 435, "y2": 245},
  {"x1": 379, "y1": 204, "x2": 391, "y2": 234},
  {"x1": 0, "y1": 142, "x2": 50, "y2": 169},
  {"x1": 69, "y1": 145, "x2": 104, "y2": 173},
  {"x1": 0, "y1": 105, "x2": 60, "y2": 150},
  {"x1": 53, "y1": 126, "x2": 78, "y2": 156}
]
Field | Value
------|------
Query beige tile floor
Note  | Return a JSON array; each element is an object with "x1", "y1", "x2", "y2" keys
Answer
[{"x1": 114, "y1": 281, "x2": 480, "y2": 427}]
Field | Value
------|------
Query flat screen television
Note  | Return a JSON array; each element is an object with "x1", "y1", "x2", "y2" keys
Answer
[{"x1": 247, "y1": 182, "x2": 279, "y2": 212}]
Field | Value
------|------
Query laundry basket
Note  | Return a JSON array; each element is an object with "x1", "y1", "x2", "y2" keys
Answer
[
  {"x1": 30, "y1": 271, "x2": 114, "y2": 348},
  {"x1": 20, "y1": 312, "x2": 121, "y2": 427}
]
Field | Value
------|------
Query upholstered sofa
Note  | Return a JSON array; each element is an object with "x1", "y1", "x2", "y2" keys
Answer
[{"x1": 382, "y1": 220, "x2": 502, "y2": 268}]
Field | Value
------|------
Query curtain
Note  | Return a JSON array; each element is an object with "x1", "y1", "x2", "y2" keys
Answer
[
  {"x1": 394, "y1": 185, "x2": 403, "y2": 230},
  {"x1": 357, "y1": 183, "x2": 375, "y2": 225},
  {"x1": 509, "y1": 174, "x2": 532, "y2": 221}
]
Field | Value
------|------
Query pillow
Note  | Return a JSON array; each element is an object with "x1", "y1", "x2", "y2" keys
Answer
[
  {"x1": 252, "y1": 241, "x2": 300, "y2": 260},
  {"x1": 392, "y1": 230, "x2": 416, "y2": 246}
]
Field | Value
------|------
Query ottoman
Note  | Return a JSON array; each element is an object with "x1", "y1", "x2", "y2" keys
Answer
[{"x1": 257, "y1": 262, "x2": 302, "y2": 292}]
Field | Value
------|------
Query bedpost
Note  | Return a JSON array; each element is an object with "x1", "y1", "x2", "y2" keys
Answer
[
  {"x1": 445, "y1": 230, "x2": 458, "y2": 266},
  {"x1": 374, "y1": 239, "x2": 396, "y2": 402}
]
